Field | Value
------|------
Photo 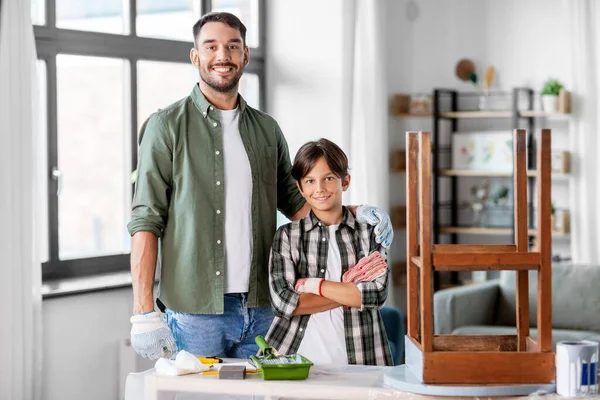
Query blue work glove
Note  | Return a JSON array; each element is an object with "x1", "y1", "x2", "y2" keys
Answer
[
  {"x1": 356, "y1": 205, "x2": 394, "y2": 248},
  {"x1": 130, "y1": 311, "x2": 177, "y2": 360}
]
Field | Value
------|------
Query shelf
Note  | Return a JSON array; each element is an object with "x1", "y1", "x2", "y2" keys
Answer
[
  {"x1": 440, "y1": 226, "x2": 569, "y2": 237},
  {"x1": 439, "y1": 170, "x2": 512, "y2": 177},
  {"x1": 438, "y1": 169, "x2": 570, "y2": 178},
  {"x1": 519, "y1": 111, "x2": 571, "y2": 119},
  {"x1": 439, "y1": 111, "x2": 512, "y2": 119},
  {"x1": 393, "y1": 112, "x2": 432, "y2": 118},
  {"x1": 440, "y1": 226, "x2": 514, "y2": 235}
]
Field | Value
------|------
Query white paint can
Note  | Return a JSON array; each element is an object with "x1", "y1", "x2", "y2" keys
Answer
[{"x1": 556, "y1": 340, "x2": 598, "y2": 397}]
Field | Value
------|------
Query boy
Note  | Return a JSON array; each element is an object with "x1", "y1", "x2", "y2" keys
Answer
[{"x1": 265, "y1": 139, "x2": 392, "y2": 366}]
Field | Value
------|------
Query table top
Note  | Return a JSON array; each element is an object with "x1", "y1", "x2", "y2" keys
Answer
[{"x1": 125, "y1": 362, "x2": 562, "y2": 400}]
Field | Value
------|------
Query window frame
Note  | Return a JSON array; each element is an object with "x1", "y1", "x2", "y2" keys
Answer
[{"x1": 36, "y1": 0, "x2": 266, "y2": 281}]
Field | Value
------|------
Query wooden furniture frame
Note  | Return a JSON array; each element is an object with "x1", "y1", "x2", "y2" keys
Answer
[{"x1": 405, "y1": 129, "x2": 555, "y2": 384}]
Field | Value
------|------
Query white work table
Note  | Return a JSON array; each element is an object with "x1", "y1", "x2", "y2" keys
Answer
[
  {"x1": 124, "y1": 362, "x2": 560, "y2": 400},
  {"x1": 126, "y1": 364, "x2": 400, "y2": 400}
]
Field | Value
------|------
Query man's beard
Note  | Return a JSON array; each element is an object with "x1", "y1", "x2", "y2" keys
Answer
[{"x1": 200, "y1": 64, "x2": 244, "y2": 93}]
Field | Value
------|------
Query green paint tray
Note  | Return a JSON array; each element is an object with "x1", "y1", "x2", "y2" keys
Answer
[{"x1": 249, "y1": 335, "x2": 313, "y2": 380}]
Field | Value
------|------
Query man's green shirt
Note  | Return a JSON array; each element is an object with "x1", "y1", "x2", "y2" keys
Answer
[{"x1": 127, "y1": 85, "x2": 306, "y2": 314}]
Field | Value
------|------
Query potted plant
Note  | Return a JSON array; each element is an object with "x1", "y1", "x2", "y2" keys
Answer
[{"x1": 541, "y1": 79, "x2": 563, "y2": 112}]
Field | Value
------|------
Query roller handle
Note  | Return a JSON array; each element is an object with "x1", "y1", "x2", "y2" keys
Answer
[{"x1": 255, "y1": 335, "x2": 281, "y2": 358}]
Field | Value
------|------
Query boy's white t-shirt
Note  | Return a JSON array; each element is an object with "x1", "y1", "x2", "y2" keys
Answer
[
  {"x1": 220, "y1": 108, "x2": 253, "y2": 293},
  {"x1": 296, "y1": 224, "x2": 348, "y2": 365}
]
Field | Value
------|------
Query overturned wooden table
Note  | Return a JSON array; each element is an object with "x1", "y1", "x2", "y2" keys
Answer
[{"x1": 395, "y1": 129, "x2": 556, "y2": 396}]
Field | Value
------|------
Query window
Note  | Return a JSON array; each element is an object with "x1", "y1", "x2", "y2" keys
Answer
[
  {"x1": 136, "y1": 0, "x2": 200, "y2": 41},
  {"x1": 34, "y1": 0, "x2": 266, "y2": 281},
  {"x1": 56, "y1": 0, "x2": 127, "y2": 34}
]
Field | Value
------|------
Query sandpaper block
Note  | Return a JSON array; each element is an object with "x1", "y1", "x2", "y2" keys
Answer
[{"x1": 219, "y1": 365, "x2": 246, "y2": 379}]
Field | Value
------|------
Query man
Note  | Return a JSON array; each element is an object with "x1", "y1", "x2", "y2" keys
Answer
[{"x1": 128, "y1": 12, "x2": 393, "y2": 360}]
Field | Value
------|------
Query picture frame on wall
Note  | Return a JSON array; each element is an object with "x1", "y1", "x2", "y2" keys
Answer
[{"x1": 451, "y1": 131, "x2": 516, "y2": 171}]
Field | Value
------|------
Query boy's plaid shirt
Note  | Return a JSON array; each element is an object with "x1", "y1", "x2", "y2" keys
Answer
[{"x1": 265, "y1": 208, "x2": 393, "y2": 366}]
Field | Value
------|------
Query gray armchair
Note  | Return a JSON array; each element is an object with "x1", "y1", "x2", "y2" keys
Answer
[{"x1": 434, "y1": 263, "x2": 600, "y2": 350}]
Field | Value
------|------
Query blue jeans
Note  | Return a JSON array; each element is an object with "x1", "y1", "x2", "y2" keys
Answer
[{"x1": 165, "y1": 293, "x2": 273, "y2": 358}]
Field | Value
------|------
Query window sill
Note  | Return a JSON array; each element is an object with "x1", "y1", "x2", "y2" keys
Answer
[{"x1": 42, "y1": 271, "x2": 134, "y2": 299}]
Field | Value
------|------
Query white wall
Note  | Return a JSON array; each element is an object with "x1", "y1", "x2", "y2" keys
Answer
[
  {"x1": 386, "y1": 0, "x2": 570, "y2": 92},
  {"x1": 42, "y1": 288, "x2": 153, "y2": 400}
]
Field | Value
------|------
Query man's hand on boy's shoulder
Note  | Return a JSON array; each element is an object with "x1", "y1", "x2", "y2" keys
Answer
[{"x1": 355, "y1": 205, "x2": 393, "y2": 248}]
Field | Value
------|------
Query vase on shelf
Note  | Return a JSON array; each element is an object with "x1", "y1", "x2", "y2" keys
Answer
[{"x1": 541, "y1": 95, "x2": 558, "y2": 112}]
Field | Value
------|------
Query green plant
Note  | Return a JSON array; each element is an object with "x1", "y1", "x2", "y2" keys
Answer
[
  {"x1": 541, "y1": 79, "x2": 563, "y2": 96},
  {"x1": 491, "y1": 186, "x2": 509, "y2": 205}
]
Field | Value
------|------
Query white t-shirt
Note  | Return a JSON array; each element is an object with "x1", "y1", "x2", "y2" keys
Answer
[
  {"x1": 220, "y1": 108, "x2": 253, "y2": 293},
  {"x1": 296, "y1": 224, "x2": 348, "y2": 365}
]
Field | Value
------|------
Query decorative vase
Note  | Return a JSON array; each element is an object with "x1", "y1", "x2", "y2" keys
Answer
[
  {"x1": 541, "y1": 95, "x2": 558, "y2": 112},
  {"x1": 478, "y1": 93, "x2": 488, "y2": 111}
]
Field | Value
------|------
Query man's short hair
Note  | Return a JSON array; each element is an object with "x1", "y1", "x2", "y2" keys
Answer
[
  {"x1": 192, "y1": 12, "x2": 247, "y2": 47},
  {"x1": 292, "y1": 139, "x2": 349, "y2": 186}
]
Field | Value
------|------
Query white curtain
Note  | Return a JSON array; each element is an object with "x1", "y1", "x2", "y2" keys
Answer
[
  {"x1": 342, "y1": 0, "x2": 390, "y2": 211},
  {"x1": 565, "y1": 0, "x2": 600, "y2": 264},
  {"x1": 341, "y1": 1, "x2": 393, "y2": 307},
  {"x1": 0, "y1": 0, "x2": 43, "y2": 399}
]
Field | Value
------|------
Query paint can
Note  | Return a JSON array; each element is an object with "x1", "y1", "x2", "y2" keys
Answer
[{"x1": 556, "y1": 340, "x2": 598, "y2": 397}]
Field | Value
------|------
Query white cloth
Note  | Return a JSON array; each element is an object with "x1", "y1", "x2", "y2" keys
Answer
[
  {"x1": 564, "y1": 0, "x2": 600, "y2": 264},
  {"x1": 0, "y1": 1, "x2": 43, "y2": 400},
  {"x1": 297, "y1": 225, "x2": 348, "y2": 365},
  {"x1": 341, "y1": 0, "x2": 392, "y2": 308},
  {"x1": 154, "y1": 351, "x2": 210, "y2": 376},
  {"x1": 221, "y1": 107, "x2": 254, "y2": 293}
]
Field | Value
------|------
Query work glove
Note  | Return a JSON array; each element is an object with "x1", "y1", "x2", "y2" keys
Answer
[
  {"x1": 356, "y1": 205, "x2": 393, "y2": 248},
  {"x1": 130, "y1": 311, "x2": 177, "y2": 360},
  {"x1": 342, "y1": 252, "x2": 387, "y2": 283},
  {"x1": 294, "y1": 278, "x2": 325, "y2": 295}
]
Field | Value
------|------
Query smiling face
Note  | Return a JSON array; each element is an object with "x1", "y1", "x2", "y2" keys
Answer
[
  {"x1": 297, "y1": 157, "x2": 350, "y2": 219},
  {"x1": 191, "y1": 21, "x2": 248, "y2": 94}
]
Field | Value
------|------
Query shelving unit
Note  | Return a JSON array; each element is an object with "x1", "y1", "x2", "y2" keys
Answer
[
  {"x1": 388, "y1": 89, "x2": 573, "y2": 296},
  {"x1": 512, "y1": 87, "x2": 572, "y2": 252},
  {"x1": 432, "y1": 89, "x2": 517, "y2": 288},
  {"x1": 389, "y1": 95, "x2": 434, "y2": 310},
  {"x1": 430, "y1": 88, "x2": 572, "y2": 289}
]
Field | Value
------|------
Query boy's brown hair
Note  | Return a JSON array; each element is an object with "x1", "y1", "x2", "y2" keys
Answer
[{"x1": 292, "y1": 138, "x2": 349, "y2": 188}]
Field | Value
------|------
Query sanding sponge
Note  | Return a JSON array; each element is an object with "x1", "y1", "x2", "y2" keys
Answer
[{"x1": 219, "y1": 365, "x2": 246, "y2": 380}]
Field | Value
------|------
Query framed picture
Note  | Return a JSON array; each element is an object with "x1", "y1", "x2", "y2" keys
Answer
[
  {"x1": 452, "y1": 131, "x2": 515, "y2": 171},
  {"x1": 409, "y1": 95, "x2": 432, "y2": 114},
  {"x1": 551, "y1": 151, "x2": 571, "y2": 173}
]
